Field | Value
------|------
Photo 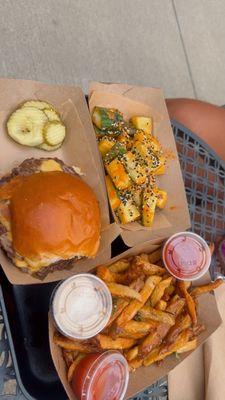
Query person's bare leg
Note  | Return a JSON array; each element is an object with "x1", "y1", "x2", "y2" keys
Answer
[{"x1": 166, "y1": 99, "x2": 225, "y2": 161}]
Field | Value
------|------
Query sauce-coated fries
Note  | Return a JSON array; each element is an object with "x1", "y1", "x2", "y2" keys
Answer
[{"x1": 54, "y1": 247, "x2": 223, "y2": 379}]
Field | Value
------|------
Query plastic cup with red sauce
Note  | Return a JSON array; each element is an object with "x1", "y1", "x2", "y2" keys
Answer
[
  {"x1": 51, "y1": 274, "x2": 129, "y2": 400},
  {"x1": 163, "y1": 232, "x2": 211, "y2": 281}
]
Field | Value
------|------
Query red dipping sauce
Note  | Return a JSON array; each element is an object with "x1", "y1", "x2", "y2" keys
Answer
[
  {"x1": 163, "y1": 232, "x2": 211, "y2": 281},
  {"x1": 72, "y1": 351, "x2": 129, "y2": 400}
]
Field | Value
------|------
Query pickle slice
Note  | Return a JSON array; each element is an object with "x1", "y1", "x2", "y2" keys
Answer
[
  {"x1": 37, "y1": 142, "x2": 62, "y2": 151},
  {"x1": 7, "y1": 107, "x2": 47, "y2": 146},
  {"x1": 22, "y1": 100, "x2": 54, "y2": 110},
  {"x1": 44, "y1": 108, "x2": 60, "y2": 122},
  {"x1": 43, "y1": 121, "x2": 66, "y2": 146}
]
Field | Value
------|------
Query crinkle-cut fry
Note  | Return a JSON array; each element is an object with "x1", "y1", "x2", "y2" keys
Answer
[
  {"x1": 148, "y1": 248, "x2": 162, "y2": 263},
  {"x1": 138, "y1": 323, "x2": 171, "y2": 357},
  {"x1": 108, "y1": 259, "x2": 130, "y2": 273},
  {"x1": 115, "y1": 276, "x2": 162, "y2": 327},
  {"x1": 191, "y1": 279, "x2": 223, "y2": 297},
  {"x1": 138, "y1": 305, "x2": 175, "y2": 325},
  {"x1": 159, "y1": 328, "x2": 192, "y2": 357},
  {"x1": 106, "y1": 282, "x2": 142, "y2": 301},
  {"x1": 166, "y1": 295, "x2": 185, "y2": 317},
  {"x1": 165, "y1": 313, "x2": 192, "y2": 344},
  {"x1": 62, "y1": 349, "x2": 77, "y2": 367},
  {"x1": 54, "y1": 332, "x2": 100, "y2": 353},
  {"x1": 125, "y1": 346, "x2": 139, "y2": 362},
  {"x1": 150, "y1": 277, "x2": 173, "y2": 307},
  {"x1": 67, "y1": 353, "x2": 85, "y2": 383},
  {"x1": 178, "y1": 281, "x2": 197, "y2": 324},
  {"x1": 97, "y1": 334, "x2": 135, "y2": 350},
  {"x1": 156, "y1": 300, "x2": 167, "y2": 311},
  {"x1": 177, "y1": 338, "x2": 197, "y2": 354}
]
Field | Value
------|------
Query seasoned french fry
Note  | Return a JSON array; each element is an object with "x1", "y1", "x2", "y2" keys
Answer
[
  {"x1": 67, "y1": 353, "x2": 85, "y2": 383},
  {"x1": 177, "y1": 338, "x2": 197, "y2": 353},
  {"x1": 150, "y1": 277, "x2": 173, "y2": 307},
  {"x1": 138, "y1": 323, "x2": 171, "y2": 357},
  {"x1": 156, "y1": 300, "x2": 167, "y2": 311},
  {"x1": 133, "y1": 255, "x2": 165, "y2": 276},
  {"x1": 108, "y1": 259, "x2": 130, "y2": 273},
  {"x1": 148, "y1": 248, "x2": 162, "y2": 263},
  {"x1": 164, "y1": 284, "x2": 175, "y2": 298},
  {"x1": 96, "y1": 265, "x2": 117, "y2": 282},
  {"x1": 54, "y1": 332, "x2": 100, "y2": 353},
  {"x1": 125, "y1": 346, "x2": 138, "y2": 362},
  {"x1": 107, "y1": 298, "x2": 129, "y2": 327},
  {"x1": 138, "y1": 305, "x2": 175, "y2": 325},
  {"x1": 159, "y1": 328, "x2": 192, "y2": 357},
  {"x1": 106, "y1": 282, "x2": 142, "y2": 301},
  {"x1": 143, "y1": 329, "x2": 192, "y2": 366},
  {"x1": 166, "y1": 295, "x2": 185, "y2": 317},
  {"x1": 97, "y1": 334, "x2": 135, "y2": 350},
  {"x1": 129, "y1": 357, "x2": 143, "y2": 370},
  {"x1": 119, "y1": 320, "x2": 157, "y2": 338},
  {"x1": 178, "y1": 281, "x2": 197, "y2": 324},
  {"x1": 115, "y1": 276, "x2": 162, "y2": 327},
  {"x1": 191, "y1": 279, "x2": 223, "y2": 297},
  {"x1": 165, "y1": 313, "x2": 192, "y2": 344},
  {"x1": 192, "y1": 323, "x2": 205, "y2": 337},
  {"x1": 142, "y1": 346, "x2": 160, "y2": 366},
  {"x1": 62, "y1": 349, "x2": 77, "y2": 367}
]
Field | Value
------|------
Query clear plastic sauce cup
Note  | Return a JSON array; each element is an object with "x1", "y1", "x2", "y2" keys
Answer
[
  {"x1": 72, "y1": 351, "x2": 129, "y2": 400},
  {"x1": 51, "y1": 273, "x2": 112, "y2": 339},
  {"x1": 163, "y1": 232, "x2": 211, "y2": 281}
]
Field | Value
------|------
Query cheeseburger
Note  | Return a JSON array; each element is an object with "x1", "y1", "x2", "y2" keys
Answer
[{"x1": 0, "y1": 158, "x2": 101, "y2": 278}]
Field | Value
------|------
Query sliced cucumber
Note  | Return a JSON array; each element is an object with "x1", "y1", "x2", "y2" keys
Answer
[
  {"x1": 22, "y1": 100, "x2": 54, "y2": 110},
  {"x1": 7, "y1": 106, "x2": 47, "y2": 146},
  {"x1": 37, "y1": 142, "x2": 62, "y2": 151},
  {"x1": 43, "y1": 121, "x2": 66, "y2": 146},
  {"x1": 44, "y1": 108, "x2": 60, "y2": 122}
]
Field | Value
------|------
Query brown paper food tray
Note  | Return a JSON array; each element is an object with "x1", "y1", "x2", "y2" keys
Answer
[
  {"x1": 88, "y1": 82, "x2": 191, "y2": 247},
  {"x1": 0, "y1": 78, "x2": 120, "y2": 285},
  {"x1": 49, "y1": 241, "x2": 222, "y2": 400}
]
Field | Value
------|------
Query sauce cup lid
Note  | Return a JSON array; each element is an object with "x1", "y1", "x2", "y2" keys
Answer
[
  {"x1": 163, "y1": 232, "x2": 211, "y2": 281},
  {"x1": 51, "y1": 274, "x2": 112, "y2": 339},
  {"x1": 83, "y1": 351, "x2": 129, "y2": 400}
]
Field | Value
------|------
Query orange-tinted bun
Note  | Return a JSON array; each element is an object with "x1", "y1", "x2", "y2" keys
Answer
[{"x1": 9, "y1": 171, "x2": 100, "y2": 260}]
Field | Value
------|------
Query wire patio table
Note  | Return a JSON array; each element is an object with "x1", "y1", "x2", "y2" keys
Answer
[{"x1": 0, "y1": 119, "x2": 225, "y2": 400}]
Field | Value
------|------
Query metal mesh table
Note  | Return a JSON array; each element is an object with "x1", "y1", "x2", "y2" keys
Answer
[{"x1": 0, "y1": 120, "x2": 225, "y2": 400}]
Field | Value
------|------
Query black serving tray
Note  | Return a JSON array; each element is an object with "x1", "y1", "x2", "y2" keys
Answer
[{"x1": 0, "y1": 236, "x2": 127, "y2": 400}]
